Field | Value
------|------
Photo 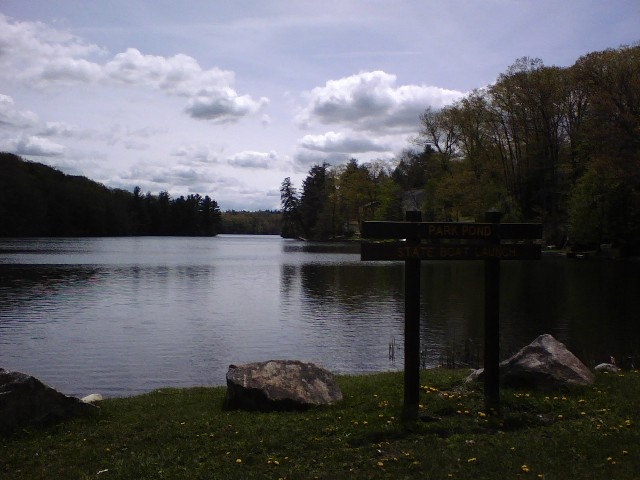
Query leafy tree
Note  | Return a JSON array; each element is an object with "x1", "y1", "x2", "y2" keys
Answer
[
  {"x1": 367, "y1": 160, "x2": 403, "y2": 221},
  {"x1": 338, "y1": 158, "x2": 375, "y2": 226},
  {"x1": 409, "y1": 45, "x2": 639, "y2": 249},
  {"x1": 567, "y1": 45, "x2": 640, "y2": 250}
]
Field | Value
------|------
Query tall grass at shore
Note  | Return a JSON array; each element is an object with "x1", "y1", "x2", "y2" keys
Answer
[{"x1": 2, "y1": 369, "x2": 639, "y2": 479}]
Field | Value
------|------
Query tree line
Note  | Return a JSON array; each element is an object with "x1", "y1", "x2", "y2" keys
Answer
[
  {"x1": 282, "y1": 45, "x2": 640, "y2": 253},
  {"x1": 279, "y1": 154, "x2": 427, "y2": 240},
  {"x1": 0, "y1": 152, "x2": 221, "y2": 237},
  {"x1": 220, "y1": 210, "x2": 282, "y2": 235}
]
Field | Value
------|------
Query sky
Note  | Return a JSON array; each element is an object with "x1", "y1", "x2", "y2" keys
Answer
[{"x1": 1, "y1": 1, "x2": 638, "y2": 211}]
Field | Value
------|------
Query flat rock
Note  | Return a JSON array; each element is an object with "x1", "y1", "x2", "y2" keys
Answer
[
  {"x1": 467, "y1": 334, "x2": 595, "y2": 390},
  {"x1": 1, "y1": 368, "x2": 96, "y2": 434},
  {"x1": 225, "y1": 360, "x2": 343, "y2": 411}
]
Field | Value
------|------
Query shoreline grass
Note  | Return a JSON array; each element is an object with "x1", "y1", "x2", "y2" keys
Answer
[{"x1": 2, "y1": 369, "x2": 639, "y2": 479}]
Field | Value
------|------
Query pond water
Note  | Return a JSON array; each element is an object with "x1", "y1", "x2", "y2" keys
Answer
[{"x1": 0, "y1": 235, "x2": 638, "y2": 397}]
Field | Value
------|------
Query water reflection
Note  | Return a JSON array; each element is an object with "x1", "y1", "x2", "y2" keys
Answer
[
  {"x1": 281, "y1": 242, "x2": 360, "y2": 255},
  {"x1": 0, "y1": 265, "x2": 101, "y2": 319},
  {"x1": 0, "y1": 237, "x2": 639, "y2": 398}
]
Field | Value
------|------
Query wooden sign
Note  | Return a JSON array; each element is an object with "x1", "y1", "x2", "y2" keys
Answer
[
  {"x1": 361, "y1": 242, "x2": 541, "y2": 261},
  {"x1": 360, "y1": 212, "x2": 542, "y2": 419},
  {"x1": 361, "y1": 221, "x2": 542, "y2": 240}
]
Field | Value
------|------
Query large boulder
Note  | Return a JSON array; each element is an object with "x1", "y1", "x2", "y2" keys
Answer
[
  {"x1": 468, "y1": 334, "x2": 595, "y2": 390},
  {"x1": 225, "y1": 360, "x2": 343, "y2": 411},
  {"x1": 0, "y1": 368, "x2": 96, "y2": 434}
]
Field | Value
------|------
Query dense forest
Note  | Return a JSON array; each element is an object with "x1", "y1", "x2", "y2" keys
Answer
[
  {"x1": 0, "y1": 152, "x2": 221, "y2": 237},
  {"x1": 220, "y1": 210, "x2": 282, "y2": 235},
  {"x1": 282, "y1": 45, "x2": 640, "y2": 254}
]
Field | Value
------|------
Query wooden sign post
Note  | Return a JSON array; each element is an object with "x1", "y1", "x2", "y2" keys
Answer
[{"x1": 361, "y1": 211, "x2": 542, "y2": 419}]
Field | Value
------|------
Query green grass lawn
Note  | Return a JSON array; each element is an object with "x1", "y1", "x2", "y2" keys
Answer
[{"x1": 2, "y1": 369, "x2": 639, "y2": 479}]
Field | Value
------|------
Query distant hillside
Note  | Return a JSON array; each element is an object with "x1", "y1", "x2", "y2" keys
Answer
[{"x1": 0, "y1": 153, "x2": 221, "y2": 237}]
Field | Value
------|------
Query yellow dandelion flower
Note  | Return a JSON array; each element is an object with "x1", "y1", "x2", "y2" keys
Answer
[{"x1": 236, "y1": 458, "x2": 242, "y2": 464}]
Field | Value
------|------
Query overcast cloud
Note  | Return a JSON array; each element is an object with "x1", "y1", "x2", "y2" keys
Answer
[{"x1": 0, "y1": 1, "x2": 638, "y2": 210}]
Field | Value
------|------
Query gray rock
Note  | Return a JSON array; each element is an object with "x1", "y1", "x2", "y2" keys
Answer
[
  {"x1": 466, "y1": 334, "x2": 595, "y2": 390},
  {"x1": 225, "y1": 360, "x2": 343, "y2": 411},
  {"x1": 1, "y1": 368, "x2": 96, "y2": 434},
  {"x1": 594, "y1": 363, "x2": 620, "y2": 374}
]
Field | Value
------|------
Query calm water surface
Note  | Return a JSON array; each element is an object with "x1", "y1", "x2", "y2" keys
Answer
[{"x1": 0, "y1": 235, "x2": 638, "y2": 397}]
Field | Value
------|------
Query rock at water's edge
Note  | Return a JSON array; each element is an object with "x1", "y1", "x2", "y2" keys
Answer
[
  {"x1": 1, "y1": 368, "x2": 96, "y2": 434},
  {"x1": 467, "y1": 334, "x2": 595, "y2": 390},
  {"x1": 226, "y1": 360, "x2": 343, "y2": 411}
]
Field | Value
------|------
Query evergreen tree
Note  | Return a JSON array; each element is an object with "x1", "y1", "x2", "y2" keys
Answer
[{"x1": 280, "y1": 177, "x2": 301, "y2": 238}]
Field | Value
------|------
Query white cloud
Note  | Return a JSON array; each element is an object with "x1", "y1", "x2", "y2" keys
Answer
[
  {"x1": 171, "y1": 144, "x2": 221, "y2": 165},
  {"x1": 0, "y1": 15, "x2": 268, "y2": 124},
  {"x1": 0, "y1": 13, "x2": 104, "y2": 73},
  {"x1": 184, "y1": 89, "x2": 268, "y2": 123},
  {"x1": 3, "y1": 1, "x2": 636, "y2": 211},
  {"x1": 104, "y1": 48, "x2": 207, "y2": 89},
  {"x1": 297, "y1": 70, "x2": 464, "y2": 133},
  {"x1": 13, "y1": 135, "x2": 66, "y2": 156},
  {"x1": 108, "y1": 160, "x2": 280, "y2": 210},
  {"x1": 0, "y1": 94, "x2": 40, "y2": 129},
  {"x1": 226, "y1": 150, "x2": 279, "y2": 169},
  {"x1": 118, "y1": 162, "x2": 218, "y2": 192},
  {"x1": 299, "y1": 131, "x2": 391, "y2": 154},
  {"x1": 293, "y1": 148, "x2": 350, "y2": 171},
  {"x1": 123, "y1": 139, "x2": 150, "y2": 151},
  {"x1": 37, "y1": 121, "x2": 78, "y2": 137},
  {"x1": 38, "y1": 57, "x2": 103, "y2": 85}
]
